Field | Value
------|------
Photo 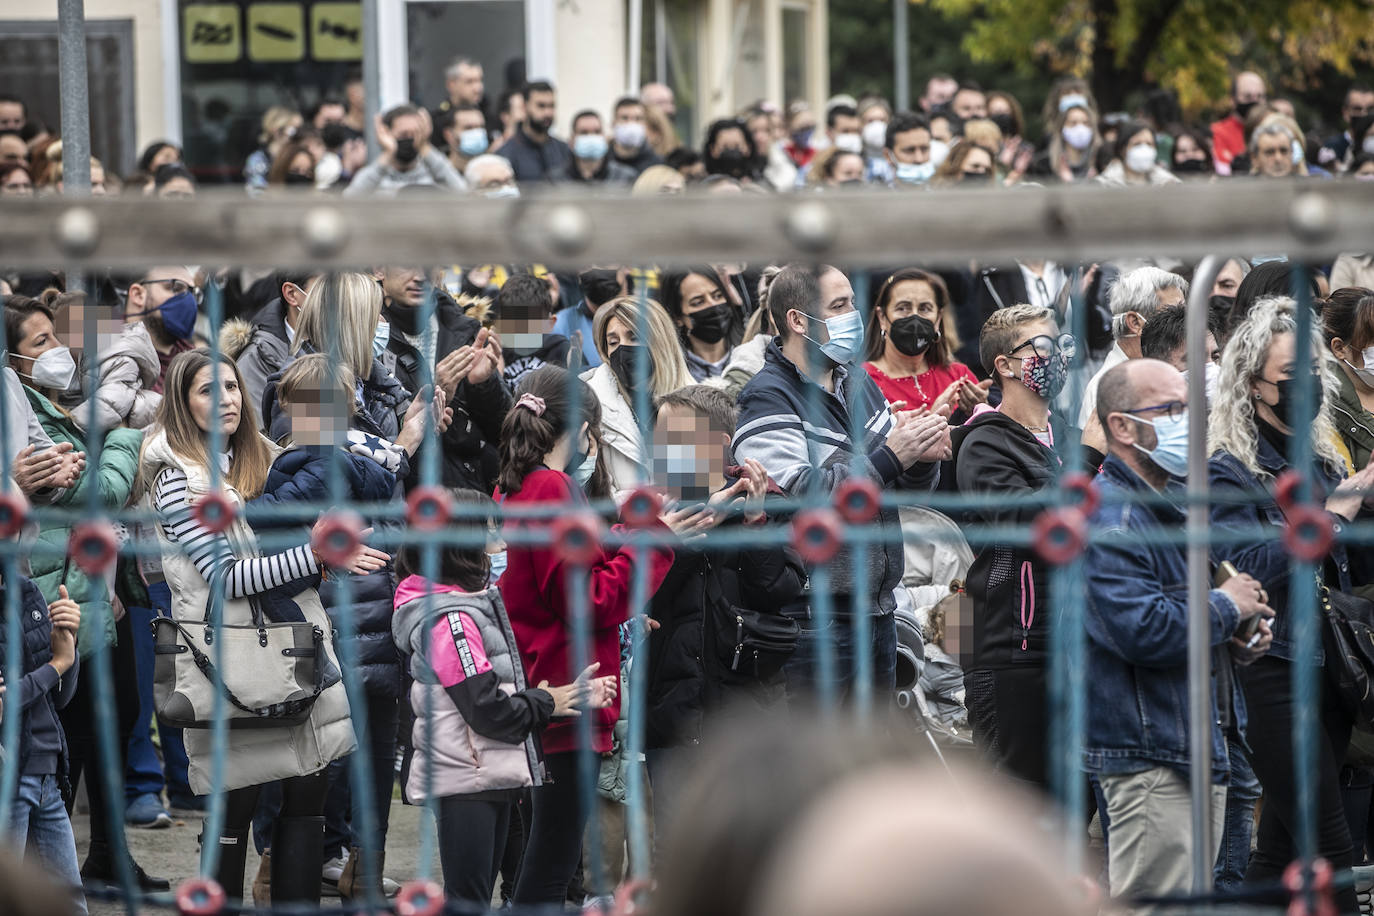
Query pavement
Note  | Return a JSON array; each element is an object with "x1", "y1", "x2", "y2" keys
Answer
[{"x1": 76, "y1": 798, "x2": 435, "y2": 915}]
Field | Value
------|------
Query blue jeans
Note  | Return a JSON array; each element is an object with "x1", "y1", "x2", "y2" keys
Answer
[
  {"x1": 1215, "y1": 738, "x2": 1261, "y2": 892},
  {"x1": 11, "y1": 773, "x2": 88, "y2": 915},
  {"x1": 124, "y1": 603, "x2": 164, "y2": 801},
  {"x1": 136, "y1": 582, "x2": 192, "y2": 804},
  {"x1": 783, "y1": 608, "x2": 898, "y2": 704}
]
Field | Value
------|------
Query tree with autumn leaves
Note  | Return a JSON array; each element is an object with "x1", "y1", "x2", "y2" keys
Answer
[{"x1": 830, "y1": 0, "x2": 1374, "y2": 132}]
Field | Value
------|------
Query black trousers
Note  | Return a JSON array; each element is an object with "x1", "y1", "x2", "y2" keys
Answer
[
  {"x1": 1239, "y1": 654, "x2": 1359, "y2": 913},
  {"x1": 437, "y1": 795, "x2": 512, "y2": 907},
  {"x1": 224, "y1": 772, "x2": 329, "y2": 832},
  {"x1": 512, "y1": 752, "x2": 591, "y2": 905},
  {"x1": 965, "y1": 666, "x2": 1050, "y2": 791},
  {"x1": 61, "y1": 612, "x2": 142, "y2": 852}
]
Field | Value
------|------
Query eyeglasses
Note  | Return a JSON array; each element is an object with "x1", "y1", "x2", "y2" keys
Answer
[
  {"x1": 1124, "y1": 400, "x2": 1187, "y2": 422},
  {"x1": 141, "y1": 277, "x2": 203, "y2": 303},
  {"x1": 1008, "y1": 333, "x2": 1076, "y2": 362}
]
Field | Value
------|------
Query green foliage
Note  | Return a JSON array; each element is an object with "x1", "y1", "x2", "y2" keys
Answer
[{"x1": 829, "y1": 0, "x2": 1374, "y2": 137}]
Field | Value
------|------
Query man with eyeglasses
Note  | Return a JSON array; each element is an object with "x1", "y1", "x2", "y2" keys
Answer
[
  {"x1": 1084, "y1": 359, "x2": 1273, "y2": 908},
  {"x1": 124, "y1": 267, "x2": 200, "y2": 391},
  {"x1": 954, "y1": 304, "x2": 1105, "y2": 793}
]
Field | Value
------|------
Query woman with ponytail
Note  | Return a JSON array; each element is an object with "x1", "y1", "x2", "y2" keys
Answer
[{"x1": 496, "y1": 365, "x2": 705, "y2": 904}]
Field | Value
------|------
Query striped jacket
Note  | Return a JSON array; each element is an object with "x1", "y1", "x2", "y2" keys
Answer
[{"x1": 732, "y1": 339, "x2": 939, "y2": 616}]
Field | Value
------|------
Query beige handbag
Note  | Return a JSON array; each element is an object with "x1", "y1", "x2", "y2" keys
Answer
[{"x1": 152, "y1": 589, "x2": 340, "y2": 730}]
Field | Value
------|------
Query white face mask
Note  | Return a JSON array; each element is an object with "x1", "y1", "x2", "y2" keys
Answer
[
  {"x1": 1364, "y1": 136, "x2": 1374, "y2": 157},
  {"x1": 1125, "y1": 143, "x2": 1157, "y2": 174},
  {"x1": 833, "y1": 132, "x2": 863, "y2": 155},
  {"x1": 861, "y1": 120, "x2": 888, "y2": 151},
  {"x1": 928, "y1": 139, "x2": 950, "y2": 168},
  {"x1": 1345, "y1": 346, "x2": 1374, "y2": 388},
  {"x1": 16, "y1": 346, "x2": 77, "y2": 391}
]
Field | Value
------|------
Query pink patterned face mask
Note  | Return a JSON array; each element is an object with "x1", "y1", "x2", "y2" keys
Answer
[{"x1": 1016, "y1": 351, "x2": 1070, "y2": 401}]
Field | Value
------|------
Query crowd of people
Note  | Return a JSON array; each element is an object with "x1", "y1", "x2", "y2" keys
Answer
[
  {"x1": 1, "y1": 63, "x2": 1374, "y2": 916},
  {"x1": 3, "y1": 66, "x2": 1374, "y2": 201}
]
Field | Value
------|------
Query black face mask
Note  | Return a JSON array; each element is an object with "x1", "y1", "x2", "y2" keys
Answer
[
  {"x1": 1172, "y1": 158, "x2": 1210, "y2": 173},
  {"x1": 989, "y1": 113, "x2": 1016, "y2": 137},
  {"x1": 1270, "y1": 375, "x2": 1322, "y2": 428},
  {"x1": 1235, "y1": 100, "x2": 1259, "y2": 120},
  {"x1": 708, "y1": 148, "x2": 750, "y2": 179},
  {"x1": 284, "y1": 172, "x2": 314, "y2": 186},
  {"x1": 607, "y1": 345, "x2": 648, "y2": 412},
  {"x1": 888, "y1": 314, "x2": 938, "y2": 357},
  {"x1": 394, "y1": 137, "x2": 418, "y2": 165},
  {"x1": 687, "y1": 304, "x2": 732, "y2": 344},
  {"x1": 960, "y1": 171, "x2": 992, "y2": 185},
  {"x1": 578, "y1": 269, "x2": 622, "y2": 309}
]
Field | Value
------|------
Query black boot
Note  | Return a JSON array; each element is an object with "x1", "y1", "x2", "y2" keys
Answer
[
  {"x1": 81, "y1": 839, "x2": 172, "y2": 892},
  {"x1": 201, "y1": 828, "x2": 251, "y2": 902},
  {"x1": 270, "y1": 816, "x2": 326, "y2": 906}
]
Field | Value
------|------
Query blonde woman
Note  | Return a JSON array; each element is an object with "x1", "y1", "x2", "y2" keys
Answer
[
  {"x1": 583, "y1": 296, "x2": 692, "y2": 495},
  {"x1": 261, "y1": 272, "x2": 410, "y2": 454},
  {"x1": 1208, "y1": 297, "x2": 1374, "y2": 910},
  {"x1": 139, "y1": 349, "x2": 381, "y2": 902},
  {"x1": 644, "y1": 103, "x2": 680, "y2": 158},
  {"x1": 245, "y1": 106, "x2": 303, "y2": 190},
  {"x1": 632, "y1": 164, "x2": 685, "y2": 197},
  {"x1": 257, "y1": 271, "x2": 445, "y2": 899}
]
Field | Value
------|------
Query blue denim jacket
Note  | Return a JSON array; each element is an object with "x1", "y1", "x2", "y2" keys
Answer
[
  {"x1": 1208, "y1": 435, "x2": 1351, "y2": 665},
  {"x1": 1082, "y1": 455, "x2": 1242, "y2": 778}
]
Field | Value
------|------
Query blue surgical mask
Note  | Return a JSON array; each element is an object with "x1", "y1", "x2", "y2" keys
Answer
[
  {"x1": 894, "y1": 161, "x2": 935, "y2": 185},
  {"x1": 802, "y1": 309, "x2": 865, "y2": 366},
  {"x1": 458, "y1": 127, "x2": 489, "y2": 158},
  {"x1": 1128, "y1": 411, "x2": 1189, "y2": 478},
  {"x1": 487, "y1": 549, "x2": 508, "y2": 586},
  {"x1": 573, "y1": 134, "x2": 609, "y2": 161},
  {"x1": 147, "y1": 290, "x2": 199, "y2": 341},
  {"x1": 572, "y1": 452, "x2": 597, "y2": 487},
  {"x1": 373, "y1": 319, "x2": 390, "y2": 360}
]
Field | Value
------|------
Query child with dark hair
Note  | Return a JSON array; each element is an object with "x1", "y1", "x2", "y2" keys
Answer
[
  {"x1": 494, "y1": 272, "x2": 571, "y2": 388},
  {"x1": 496, "y1": 365, "x2": 702, "y2": 903},
  {"x1": 392, "y1": 488, "x2": 615, "y2": 906}
]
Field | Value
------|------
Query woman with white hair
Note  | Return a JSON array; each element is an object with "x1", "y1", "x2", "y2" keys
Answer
[{"x1": 1208, "y1": 296, "x2": 1374, "y2": 909}]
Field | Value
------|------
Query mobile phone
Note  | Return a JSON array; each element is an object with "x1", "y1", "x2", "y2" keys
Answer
[{"x1": 1217, "y1": 561, "x2": 1262, "y2": 642}]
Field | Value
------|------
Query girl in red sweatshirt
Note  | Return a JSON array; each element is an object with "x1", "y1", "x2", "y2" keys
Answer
[{"x1": 496, "y1": 366, "x2": 683, "y2": 904}]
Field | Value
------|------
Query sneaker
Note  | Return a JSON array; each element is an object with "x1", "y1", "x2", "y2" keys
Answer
[
  {"x1": 382, "y1": 876, "x2": 401, "y2": 897},
  {"x1": 125, "y1": 793, "x2": 172, "y2": 829},
  {"x1": 321, "y1": 853, "x2": 347, "y2": 898}
]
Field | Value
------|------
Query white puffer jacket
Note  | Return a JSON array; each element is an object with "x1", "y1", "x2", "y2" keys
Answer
[
  {"x1": 140, "y1": 430, "x2": 356, "y2": 793},
  {"x1": 71, "y1": 323, "x2": 163, "y2": 433}
]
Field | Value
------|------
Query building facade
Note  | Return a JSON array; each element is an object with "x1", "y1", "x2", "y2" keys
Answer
[{"x1": 1, "y1": 0, "x2": 828, "y2": 177}]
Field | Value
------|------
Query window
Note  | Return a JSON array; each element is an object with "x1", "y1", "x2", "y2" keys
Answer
[{"x1": 781, "y1": 3, "x2": 808, "y2": 107}]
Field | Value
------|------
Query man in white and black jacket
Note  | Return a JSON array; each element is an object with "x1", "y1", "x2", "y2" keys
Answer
[{"x1": 732, "y1": 264, "x2": 950, "y2": 700}]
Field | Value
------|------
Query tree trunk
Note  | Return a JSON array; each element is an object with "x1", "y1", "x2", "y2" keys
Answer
[{"x1": 1090, "y1": 0, "x2": 1124, "y2": 112}]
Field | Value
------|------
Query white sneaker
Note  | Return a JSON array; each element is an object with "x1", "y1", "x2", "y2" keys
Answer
[
  {"x1": 321, "y1": 852, "x2": 347, "y2": 897},
  {"x1": 383, "y1": 876, "x2": 401, "y2": 897}
]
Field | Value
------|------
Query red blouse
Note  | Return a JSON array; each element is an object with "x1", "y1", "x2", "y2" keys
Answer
[{"x1": 864, "y1": 361, "x2": 978, "y2": 411}]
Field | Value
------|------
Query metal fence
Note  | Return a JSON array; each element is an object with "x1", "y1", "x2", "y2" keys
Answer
[{"x1": 1, "y1": 183, "x2": 1371, "y2": 916}]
